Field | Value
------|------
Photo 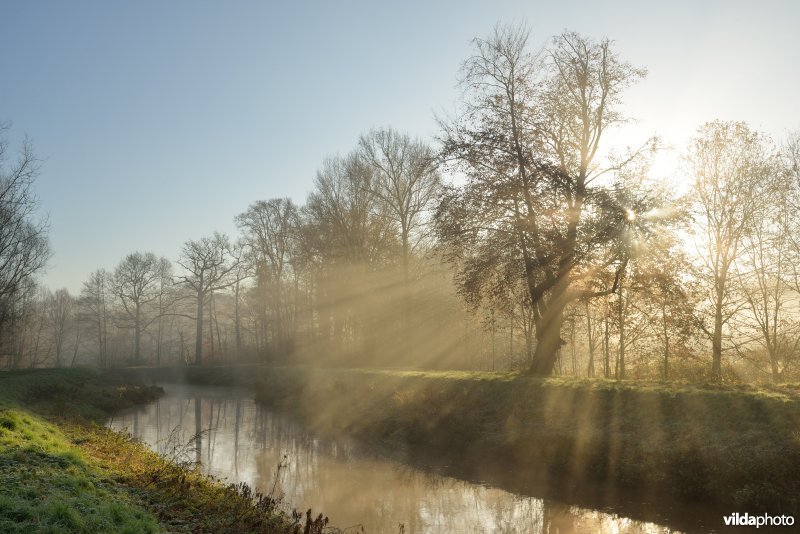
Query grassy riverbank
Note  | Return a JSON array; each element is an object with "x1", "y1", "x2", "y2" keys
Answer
[
  {"x1": 0, "y1": 368, "x2": 328, "y2": 533},
  {"x1": 308, "y1": 370, "x2": 800, "y2": 512},
  {"x1": 257, "y1": 367, "x2": 800, "y2": 515},
  {"x1": 116, "y1": 364, "x2": 800, "y2": 517}
]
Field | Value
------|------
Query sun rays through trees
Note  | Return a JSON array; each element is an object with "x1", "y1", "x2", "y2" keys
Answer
[{"x1": 1, "y1": 25, "x2": 799, "y2": 384}]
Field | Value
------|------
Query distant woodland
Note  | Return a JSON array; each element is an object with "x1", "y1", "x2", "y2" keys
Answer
[{"x1": 2, "y1": 25, "x2": 800, "y2": 382}]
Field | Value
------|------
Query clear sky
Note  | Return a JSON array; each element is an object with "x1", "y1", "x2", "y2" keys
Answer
[{"x1": 1, "y1": 0, "x2": 798, "y2": 293}]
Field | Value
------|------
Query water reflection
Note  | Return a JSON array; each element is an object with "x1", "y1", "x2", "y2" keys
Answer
[{"x1": 108, "y1": 384, "x2": 681, "y2": 533}]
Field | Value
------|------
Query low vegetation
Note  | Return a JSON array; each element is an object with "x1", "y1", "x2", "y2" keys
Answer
[
  {"x1": 242, "y1": 366, "x2": 800, "y2": 515},
  {"x1": 0, "y1": 368, "x2": 329, "y2": 533},
  {"x1": 113, "y1": 363, "x2": 800, "y2": 514}
]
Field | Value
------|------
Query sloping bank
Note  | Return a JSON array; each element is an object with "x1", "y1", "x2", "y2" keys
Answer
[
  {"x1": 118, "y1": 365, "x2": 800, "y2": 517},
  {"x1": 0, "y1": 368, "x2": 328, "y2": 533}
]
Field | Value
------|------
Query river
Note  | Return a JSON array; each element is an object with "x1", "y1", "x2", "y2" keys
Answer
[{"x1": 107, "y1": 383, "x2": 718, "y2": 533}]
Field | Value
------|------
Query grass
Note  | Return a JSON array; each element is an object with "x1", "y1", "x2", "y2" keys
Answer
[
  {"x1": 0, "y1": 368, "x2": 330, "y2": 533},
  {"x1": 249, "y1": 366, "x2": 800, "y2": 515},
  {"x1": 0, "y1": 369, "x2": 162, "y2": 533},
  {"x1": 109, "y1": 364, "x2": 800, "y2": 516}
]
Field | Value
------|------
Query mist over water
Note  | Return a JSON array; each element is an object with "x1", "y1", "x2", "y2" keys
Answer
[{"x1": 108, "y1": 384, "x2": 684, "y2": 533}]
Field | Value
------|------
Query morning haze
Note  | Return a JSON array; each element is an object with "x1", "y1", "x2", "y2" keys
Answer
[{"x1": 1, "y1": 1, "x2": 800, "y2": 533}]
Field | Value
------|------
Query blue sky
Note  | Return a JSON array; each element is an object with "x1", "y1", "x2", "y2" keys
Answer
[{"x1": 1, "y1": 0, "x2": 799, "y2": 293}]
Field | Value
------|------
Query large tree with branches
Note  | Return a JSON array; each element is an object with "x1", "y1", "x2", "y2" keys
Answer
[
  {"x1": 177, "y1": 233, "x2": 237, "y2": 365},
  {"x1": 0, "y1": 123, "x2": 50, "y2": 348},
  {"x1": 436, "y1": 25, "x2": 656, "y2": 375},
  {"x1": 690, "y1": 121, "x2": 776, "y2": 380},
  {"x1": 111, "y1": 251, "x2": 170, "y2": 364}
]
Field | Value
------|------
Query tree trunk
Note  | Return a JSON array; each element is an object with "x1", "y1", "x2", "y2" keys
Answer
[
  {"x1": 509, "y1": 314, "x2": 514, "y2": 365},
  {"x1": 97, "y1": 317, "x2": 104, "y2": 368},
  {"x1": 662, "y1": 301, "x2": 669, "y2": 380},
  {"x1": 156, "y1": 297, "x2": 164, "y2": 366},
  {"x1": 208, "y1": 291, "x2": 215, "y2": 362},
  {"x1": 212, "y1": 291, "x2": 222, "y2": 358},
  {"x1": 490, "y1": 309, "x2": 496, "y2": 371},
  {"x1": 617, "y1": 281, "x2": 626, "y2": 380},
  {"x1": 273, "y1": 271, "x2": 283, "y2": 354},
  {"x1": 134, "y1": 302, "x2": 141, "y2": 364},
  {"x1": 234, "y1": 280, "x2": 242, "y2": 361},
  {"x1": 603, "y1": 311, "x2": 610, "y2": 378},
  {"x1": 529, "y1": 292, "x2": 566, "y2": 376},
  {"x1": 617, "y1": 323, "x2": 625, "y2": 378},
  {"x1": 711, "y1": 289, "x2": 724, "y2": 381},
  {"x1": 195, "y1": 288, "x2": 204, "y2": 366},
  {"x1": 402, "y1": 228, "x2": 412, "y2": 363},
  {"x1": 524, "y1": 319, "x2": 533, "y2": 366},
  {"x1": 70, "y1": 324, "x2": 81, "y2": 367},
  {"x1": 769, "y1": 344, "x2": 780, "y2": 381},
  {"x1": 464, "y1": 316, "x2": 470, "y2": 369},
  {"x1": 586, "y1": 302, "x2": 595, "y2": 377},
  {"x1": 100, "y1": 297, "x2": 108, "y2": 368}
]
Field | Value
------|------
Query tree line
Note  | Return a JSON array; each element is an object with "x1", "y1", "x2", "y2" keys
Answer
[{"x1": 2, "y1": 25, "x2": 799, "y2": 382}]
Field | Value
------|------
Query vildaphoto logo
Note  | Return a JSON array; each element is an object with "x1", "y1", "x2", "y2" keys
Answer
[{"x1": 723, "y1": 513, "x2": 795, "y2": 528}]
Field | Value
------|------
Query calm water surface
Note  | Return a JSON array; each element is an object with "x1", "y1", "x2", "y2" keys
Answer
[{"x1": 108, "y1": 384, "x2": 701, "y2": 533}]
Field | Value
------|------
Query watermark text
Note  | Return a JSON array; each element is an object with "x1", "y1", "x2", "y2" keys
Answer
[{"x1": 723, "y1": 513, "x2": 794, "y2": 528}]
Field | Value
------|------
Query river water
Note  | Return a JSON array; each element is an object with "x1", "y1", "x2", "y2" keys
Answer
[{"x1": 107, "y1": 383, "x2": 710, "y2": 533}]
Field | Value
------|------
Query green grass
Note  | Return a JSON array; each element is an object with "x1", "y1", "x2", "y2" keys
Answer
[
  {"x1": 248, "y1": 366, "x2": 800, "y2": 515},
  {"x1": 0, "y1": 368, "x2": 329, "y2": 534},
  {"x1": 0, "y1": 369, "x2": 162, "y2": 533}
]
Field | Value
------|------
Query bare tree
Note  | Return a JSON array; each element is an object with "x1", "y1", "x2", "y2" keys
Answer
[
  {"x1": 151, "y1": 257, "x2": 177, "y2": 365},
  {"x1": 301, "y1": 153, "x2": 397, "y2": 357},
  {"x1": 643, "y1": 244, "x2": 699, "y2": 380},
  {"x1": 80, "y1": 269, "x2": 111, "y2": 367},
  {"x1": 738, "y1": 131, "x2": 800, "y2": 380},
  {"x1": 738, "y1": 186, "x2": 796, "y2": 381},
  {"x1": 227, "y1": 240, "x2": 253, "y2": 361},
  {"x1": 3, "y1": 278, "x2": 36, "y2": 368},
  {"x1": 0, "y1": 123, "x2": 50, "y2": 347},
  {"x1": 46, "y1": 288, "x2": 73, "y2": 368},
  {"x1": 304, "y1": 153, "x2": 395, "y2": 265},
  {"x1": 111, "y1": 252, "x2": 166, "y2": 364},
  {"x1": 358, "y1": 127, "x2": 440, "y2": 281},
  {"x1": 177, "y1": 233, "x2": 236, "y2": 365},
  {"x1": 27, "y1": 286, "x2": 51, "y2": 368},
  {"x1": 357, "y1": 128, "x2": 441, "y2": 359},
  {"x1": 235, "y1": 199, "x2": 299, "y2": 353},
  {"x1": 690, "y1": 121, "x2": 773, "y2": 380}
]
